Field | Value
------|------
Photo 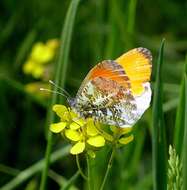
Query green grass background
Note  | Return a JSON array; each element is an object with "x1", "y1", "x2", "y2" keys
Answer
[{"x1": 0, "y1": 0, "x2": 187, "y2": 189}]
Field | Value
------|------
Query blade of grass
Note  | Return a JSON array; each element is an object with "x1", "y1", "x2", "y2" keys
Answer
[
  {"x1": 48, "y1": 170, "x2": 78, "y2": 190},
  {"x1": 126, "y1": 0, "x2": 137, "y2": 49},
  {"x1": 182, "y1": 58, "x2": 187, "y2": 190},
  {"x1": 174, "y1": 56, "x2": 187, "y2": 156},
  {"x1": 0, "y1": 164, "x2": 20, "y2": 176},
  {"x1": 60, "y1": 171, "x2": 80, "y2": 190},
  {"x1": 163, "y1": 98, "x2": 179, "y2": 112},
  {"x1": 127, "y1": 0, "x2": 137, "y2": 35},
  {"x1": 14, "y1": 29, "x2": 37, "y2": 69},
  {"x1": 152, "y1": 39, "x2": 167, "y2": 190},
  {"x1": 0, "y1": 146, "x2": 70, "y2": 190},
  {"x1": 104, "y1": 0, "x2": 127, "y2": 59},
  {"x1": 0, "y1": 13, "x2": 19, "y2": 48},
  {"x1": 39, "y1": 0, "x2": 81, "y2": 189}
]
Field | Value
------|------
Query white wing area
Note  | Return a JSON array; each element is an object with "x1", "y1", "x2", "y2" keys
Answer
[
  {"x1": 119, "y1": 83, "x2": 151, "y2": 128},
  {"x1": 133, "y1": 83, "x2": 151, "y2": 119},
  {"x1": 135, "y1": 82, "x2": 151, "y2": 115}
]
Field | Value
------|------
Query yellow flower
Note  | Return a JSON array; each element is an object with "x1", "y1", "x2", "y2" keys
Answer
[
  {"x1": 50, "y1": 104, "x2": 134, "y2": 157},
  {"x1": 23, "y1": 60, "x2": 45, "y2": 78},
  {"x1": 30, "y1": 42, "x2": 55, "y2": 64},
  {"x1": 109, "y1": 125, "x2": 134, "y2": 145},
  {"x1": 65, "y1": 120, "x2": 105, "y2": 155},
  {"x1": 50, "y1": 105, "x2": 105, "y2": 155},
  {"x1": 23, "y1": 60, "x2": 35, "y2": 74},
  {"x1": 22, "y1": 39, "x2": 59, "y2": 79}
]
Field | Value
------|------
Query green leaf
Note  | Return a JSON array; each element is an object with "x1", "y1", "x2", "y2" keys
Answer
[
  {"x1": 152, "y1": 39, "x2": 167, "y2": 190},
  {"x1": 174, "y1": 56, "x2": 187, "y2": 157}
]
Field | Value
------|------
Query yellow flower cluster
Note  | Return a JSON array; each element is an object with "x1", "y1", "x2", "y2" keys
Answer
[
  {"x1": 23, "y1": 39, "x2": 59, "y2": 79},
  {"x1": 50, "y1": 105, "x2": 134, "y2": 157}
]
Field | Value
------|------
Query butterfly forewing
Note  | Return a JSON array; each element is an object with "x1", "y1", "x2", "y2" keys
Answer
[{"x1": 72, "y1": 48, "x2": 152, "y2": 127}]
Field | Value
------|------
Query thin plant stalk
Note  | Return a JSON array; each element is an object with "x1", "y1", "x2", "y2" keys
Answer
[
  {"x1": 86, "y1": 155, "x2": 94, "y2": 190},
  {"x1": 39, "y1": 0, "x2": 81, "y2": 189},
  {"x1": 99, "y1": 146, "x2": 116, "y2": 190},
  {"x1": 75, "y1": 155, "x2": 87, "y2": 180},
  {"x1": 86, "y1": 155, "x2": 91, "y2": 190}
]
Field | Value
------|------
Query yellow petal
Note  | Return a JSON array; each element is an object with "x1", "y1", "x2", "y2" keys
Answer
[
  {"x1": 32, "y1": 65, "x2": 44, "y2": 78},
  {"x1": 46, "y1": 39, "x2": 59, "y2": 50},
  {"x1": 62, "y1": 111, "x2": 71, "y2": 121},
  {"x1": 70, "y1": 122, "x2": 81, "y2": 130},
  {"x1": 65, "y1": 129, "x2": 81, "y2": 141},
  {"x1": 52, "y1": 105, "x2": 69, "y2": 119},
  {"x1": 110, "y1": 125, "x2": 133, "y2": 135},
  {"x1": 70, "y1": 142, "x2": 85, "y2": 155},
  {"x1": 50, "y1": 122, "x2": 67, "y2": 133},
  {"x1": 87, "y1": 136, "x2": 105, "y2": 147},
  {"x1": 120, "y1": 127, "x2": 133, "y2": 135},
  {"x1": 118, "y1": 134, "x2": 134, "y2": 145},
  {"x1": 31, "y1": 42, "x2": 54, "y2": 63},
  {"x1": 110, "y1": 125, "x2": 118, "y2": 133},
  {"x1": 69, "y1": 110, "x2": 78, "y2": 119},
  {"x1": 100, "y1": 132, "x2": 114, "y2": 142},
  {"x1": 87, "y1": 119, "x2": 98, "y2": 136},
  {"x1": 23, "y1": 60, "x2": 35, "y2": 74}
]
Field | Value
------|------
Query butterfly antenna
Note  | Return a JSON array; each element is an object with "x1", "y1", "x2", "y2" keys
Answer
[
  {"x1": 49, "y1": 80, "x2": 71, "y2": 97},
  {"x1": 40, "y1": 88, "x2": 69, "y2": 100}
]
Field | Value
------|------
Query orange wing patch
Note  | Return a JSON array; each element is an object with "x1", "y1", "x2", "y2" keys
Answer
[
  {"x1": 89, "y1": 60, "x2": 130, "y2": 89},
  {"x1": 115, "y1": 47, "x2": 152, "y2": 96}
]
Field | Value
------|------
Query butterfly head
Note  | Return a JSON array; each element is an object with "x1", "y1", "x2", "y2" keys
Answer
[{"x1": 67, "y1": 97, "x2": 77, "y2": 108}]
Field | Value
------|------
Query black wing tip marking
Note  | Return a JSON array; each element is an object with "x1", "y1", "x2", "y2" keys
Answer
[{"x1": 136, "y1": 47, "x2": 152, "y2": 62}]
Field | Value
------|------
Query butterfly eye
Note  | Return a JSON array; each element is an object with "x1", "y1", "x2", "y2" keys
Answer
[{"x1": 68, "y1": 98, "x2": 76, "y2": 107}]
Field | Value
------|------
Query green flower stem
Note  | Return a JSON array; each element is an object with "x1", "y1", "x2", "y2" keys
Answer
[
  {"x1": 86, "y1": 155, "x2": 92, "y2": 190},
  {"x1": 39, "y1": 0, "x2": 81, "y2": 189},
  {"x1": 99, "y1": 146, "x2": 116, "y2": 190},
  {"x1": 39, "y1": 132, "x2": 53, "y2": 190},
  {"x1": 76, "y1": 155, "x2": 88, "y2": 180}
]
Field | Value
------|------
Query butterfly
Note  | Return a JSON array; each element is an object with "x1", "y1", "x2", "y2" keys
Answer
[{"x1": 68, "y1": 47, "x2": 152, "y2": 128}]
